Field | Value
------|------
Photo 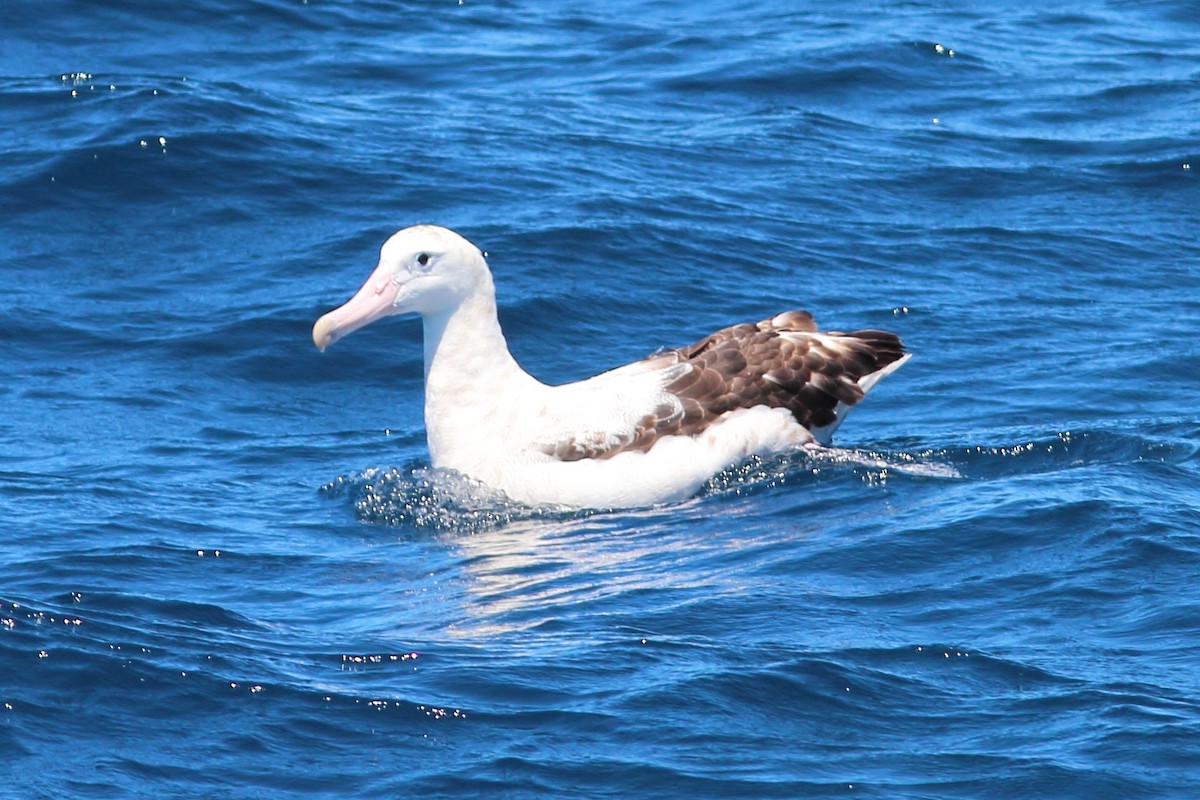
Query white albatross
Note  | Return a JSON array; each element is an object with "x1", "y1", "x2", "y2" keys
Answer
[{"x1": 312, "y1": 225, "x2": 910, "y2": 509}]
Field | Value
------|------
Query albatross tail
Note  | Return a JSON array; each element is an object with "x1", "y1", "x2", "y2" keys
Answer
[{"x1": 808, "y1": 328, "x2": 910, "y2": 446}]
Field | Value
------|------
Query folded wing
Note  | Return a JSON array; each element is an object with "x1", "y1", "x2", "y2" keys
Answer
[{"x1": 535, "y1": 310, "x2": 907, "y2": 461}]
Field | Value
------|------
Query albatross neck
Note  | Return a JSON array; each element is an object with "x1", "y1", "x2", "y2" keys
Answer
[{"x1": 419, "y1": 272, "x2": 543, "y2": 466}]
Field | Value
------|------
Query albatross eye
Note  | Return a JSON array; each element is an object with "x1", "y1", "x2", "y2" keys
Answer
[{"x1": 416, "y1": 253, "x2": 430, "y2": 267}]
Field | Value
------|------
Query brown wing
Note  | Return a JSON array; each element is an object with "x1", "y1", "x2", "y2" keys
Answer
[
  {"x1": 544, "y1": 310, "x2": 906, "y2": 462},
  {"x1": 661, "y1": 309, "x2": 906, "y2": 432}
]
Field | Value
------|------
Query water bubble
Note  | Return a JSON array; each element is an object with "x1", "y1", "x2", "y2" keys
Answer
[{"x1": 321, "y1": 465, "x2": 582, "y2": 531}]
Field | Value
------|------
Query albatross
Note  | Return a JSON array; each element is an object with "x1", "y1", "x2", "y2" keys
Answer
[{"x1": 312, "y1": 225, "x2": 910, "y2": 509}]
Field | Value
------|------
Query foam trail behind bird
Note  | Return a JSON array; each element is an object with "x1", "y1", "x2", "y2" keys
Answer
[{"x1": 313, "y1": 226, "x2": 910, "y2": 508}]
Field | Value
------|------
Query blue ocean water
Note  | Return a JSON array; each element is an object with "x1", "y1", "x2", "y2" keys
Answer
[{"x1": 3, "y1": 0, "x2": 1199, "y2": 796}]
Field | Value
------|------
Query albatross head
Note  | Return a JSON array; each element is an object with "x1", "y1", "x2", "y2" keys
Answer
[{"x1": 312, "y1": 225, "x2": 486, "y2": 351}]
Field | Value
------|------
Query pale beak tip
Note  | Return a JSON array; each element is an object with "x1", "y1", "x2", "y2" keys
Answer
[
  {"x1": 312, "y1": 260, "x2": 398, "y2": 352},
  {"x1": 312, "y1": 314, "x2": 335, "y2": 352}
]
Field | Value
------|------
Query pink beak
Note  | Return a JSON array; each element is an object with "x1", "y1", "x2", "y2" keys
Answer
[{"x1": 312, "y1": 260, "x2": 399, "y2": 352}]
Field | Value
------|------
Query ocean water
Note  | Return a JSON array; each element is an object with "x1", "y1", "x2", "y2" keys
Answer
[{"x1": 2, "y1": 0, "x2": 1199, "y2": 797}]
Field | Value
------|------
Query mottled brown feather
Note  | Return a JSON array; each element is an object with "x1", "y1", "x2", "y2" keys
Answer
[{"x1": 543, "y1": 310, "x2": 907, "y2": 461}]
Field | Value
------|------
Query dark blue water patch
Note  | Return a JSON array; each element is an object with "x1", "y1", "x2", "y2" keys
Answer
[
  {"x1": 3, "y1": 124, "x2": 328, "y2": 223},
  {"x1": 0, "y1": 73, "x2": 470, "y2": 224},
  {"x1": 658, "y1": 38, "x2": 981, "y2": 102},
  {"x1": 4, "y1": 651, "x2": 444, "y2": 797},
  {"x1": 1122, "y1": 0, "x2": 1200, "y2": 25},
  {"x1": 942, "y1": 428, "x2": 1196, "y2": 478}
]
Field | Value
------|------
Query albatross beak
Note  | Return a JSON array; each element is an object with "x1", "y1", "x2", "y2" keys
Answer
[{"x1": 312, "y1": 260, "x2": 399, "y2": 352}]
